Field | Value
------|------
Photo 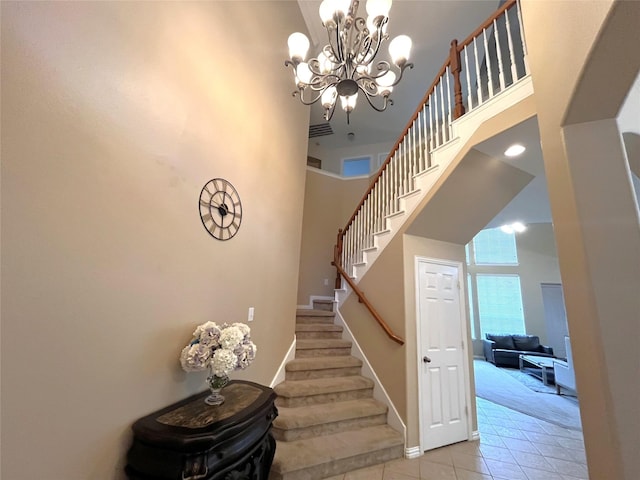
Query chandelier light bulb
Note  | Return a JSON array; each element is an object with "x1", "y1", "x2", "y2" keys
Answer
[
  {"x1": 284, "y1": 0, "x2": 413, "y2": 122},
  {"x1": 318, "y1": 51, "x2": 333, "y2": 74},
  {"x1": 356, "y1": 63, "x2": 372, "y2": 75},
  {"x1": 321, "y1": 86, "x2": 338, "y2": 108},
  {"x1": 340, "y1": 93, "x2": 358, "y2": 112},
  {"x1": 376, "y1": 71, "x2": 396, "y2": 95},
  {"x1": 389, "y1": 35, "x2": 412, "y2": 66},
  {"x1": 333, "y1": 0, "x2": 351, "y2": 17},
  {"x1": 500, "y1": 224, "x2": 514, "y2": 234},
  {"x1": 296, "y1": 62, "x2": 313, "y2": 85},
  {"x1": 319, "y1": 0, "x2": 335, "y2": 26},
  {"x1": 288, "y1": 32, "x2": 310, "y2": 63},
  {"x1": 366, "y1": 0, "x2": 392, "y2": 20}
]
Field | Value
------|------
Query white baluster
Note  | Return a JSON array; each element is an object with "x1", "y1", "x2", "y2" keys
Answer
[
  {"x1": 423, "y1": 106, "x2": 430, "y2": 168},
  {"x1": 464, "y1": 45, "x2": 473, "y2": 110},
  {"x1": 505, "y1": 8, "x2": 518, "y2": 83},
  {"x1": 445, "y1": 66, "x2": 453, "y2": 141},
  {"x1": 483, "y1": 28, "x2": 495, "y2": 98},
  {"x1": 473, "y1": 36, "x2": 482, "y2": 106},
  {"x1": 439, "y1": 76, "x2": 446, "y2": 146},
  {"x1": 412, "y1": 121, "x2": 418, "y2": 182},
  {"x1": 494, "y1": 18, "x2": 506, "y2": 91},
  {"x1": 429, "y1": 91, "x2": 438, "y2": 151},
  {"x1": 516, "y1": 0, "x2": 529, "y2": 74}
]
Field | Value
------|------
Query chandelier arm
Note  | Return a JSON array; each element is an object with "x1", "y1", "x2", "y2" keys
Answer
[
  {"x1": 357, "y1": 85, "x2": 393, "y2": 112},
  {"x1": 355, "y1": 17, "x2": 389, "y2": 66},
  {"x1": 387, "y1": 62, "x2": 414, "y2": 86}
]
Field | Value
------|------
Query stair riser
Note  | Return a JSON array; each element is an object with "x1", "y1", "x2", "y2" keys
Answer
[
  {"x1": 295, "y1": 331, "x2": 342, "y2": 340},
  {"x1": 272, "y1": 414, "x2": 387, "y2": 442},
  {"x1": 296, "y1": 319, "x2": 335, "y2": 326},
  {"x1": 311, "y1": 301, "x2": 334, "y2": 312},
  {"x1": 275, "y1": 388, "x2": 373, "y2": 408},
  {"x1": 296, "y1": 347, "x2": 352, "y2": 357},
  {"x1": 285, "y1": 367, "x2": 361, "y2": 381},
  {"x1": 270, "y1": 444, "x2": 404, "y2": 480}
]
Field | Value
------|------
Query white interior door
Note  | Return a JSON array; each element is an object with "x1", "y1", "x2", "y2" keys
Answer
[{"x1": 417, "y1": 259, "x2": 469, "y2": 451}]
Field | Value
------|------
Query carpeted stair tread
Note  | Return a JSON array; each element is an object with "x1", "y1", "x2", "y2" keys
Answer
[
  {"x1": 271, "y1": 425, "x2": 403, "y2": 475},
  {"x1": 274, "y1": 375, "x2": 373, "y2": 398},
  {"x1": 296, "y1": 339, "x2": 351, "y2": 349},
  {"x1": 295, "y1": 324, "x2": 342, "y2": 332},
  {"x1": 273, "y1": 398, "x2": 386, "y2": 430},
  {"x1": 285, "y1": 356, "x2": 361, "y2": 372},
  {"x1": 296, "y1": 309, "x2": 335, "y2": 317}
]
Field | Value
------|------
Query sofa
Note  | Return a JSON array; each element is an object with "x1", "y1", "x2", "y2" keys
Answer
[{"x1": 483, "y1": 333, "x2": 554, "y2": 368}]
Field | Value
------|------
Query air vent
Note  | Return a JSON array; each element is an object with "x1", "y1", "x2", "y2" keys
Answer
[{"x1": 309, "y1": 122, "x2": 334, "y2": 138}]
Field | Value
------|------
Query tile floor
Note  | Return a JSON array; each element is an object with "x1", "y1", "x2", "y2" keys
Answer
[{"x1": 325, "y1": 397, "x2": 588, "y2": 480}]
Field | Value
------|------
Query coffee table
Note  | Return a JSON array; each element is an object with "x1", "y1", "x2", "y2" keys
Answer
[{"x1": 519, "y1": 354, "x2": 556, "y2": 385}]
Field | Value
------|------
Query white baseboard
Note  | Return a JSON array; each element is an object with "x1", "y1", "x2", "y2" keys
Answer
[
  {"x1": 405, "y1": 446, "x2": 422, "y2": 459},
  {"x1": 471, "y1": 430, "x2": 480, "y2": 441},
  {"x1": 270, "y1": 336, "x2": 296, "y2": 388}
]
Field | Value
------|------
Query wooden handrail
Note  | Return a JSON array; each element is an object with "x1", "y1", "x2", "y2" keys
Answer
[
  {"x1": 332, "y1": 246, "x2": 405, "y2": 346},
  {"x1": 332, "y1": 0, "x2": 522, "y2": 345},
  {"x1": 341, "y1": 58, "x2": 449, "y2": 234}
]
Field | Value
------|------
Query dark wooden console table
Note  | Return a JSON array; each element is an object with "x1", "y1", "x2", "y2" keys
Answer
[{"x1": 125, "y1": 380, "x2": 277, "y2": 480}]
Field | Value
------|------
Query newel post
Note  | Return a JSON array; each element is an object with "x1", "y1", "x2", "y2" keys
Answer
[
  {"x1": 450, "y1": 39, "x2": 465, "y2": 119},
  {"x1": 333, "y1": 229, "x2": 344, "y2": 289}
]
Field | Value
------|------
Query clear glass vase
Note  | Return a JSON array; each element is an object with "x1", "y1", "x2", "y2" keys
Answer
[{"x1": 205, "y1": 372, "x2": 229, "y2": 406}]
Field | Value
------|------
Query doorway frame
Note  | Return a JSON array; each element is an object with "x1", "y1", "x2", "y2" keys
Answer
[{"x1": 414, "y1": 256, "x2": 474, "y2": 452}]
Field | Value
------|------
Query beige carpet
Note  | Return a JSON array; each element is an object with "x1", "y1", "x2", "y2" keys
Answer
[{"x1": 473, "y1": 359, "x2": 582, "y2": 431}]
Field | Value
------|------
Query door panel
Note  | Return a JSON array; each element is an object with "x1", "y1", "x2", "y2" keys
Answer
[{"x1": 418, "y1": 260, "x2": 468, "y2": 451}]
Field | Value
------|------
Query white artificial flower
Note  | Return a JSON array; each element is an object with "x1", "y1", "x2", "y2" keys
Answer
[
  {"x1": 231, "y1": 322, "x2": 251, "y2": 340},
  {"x1": 211, "y1": 348, "x2": 238, "y2": 377},
  {"x1": 194, "y1": 321, "x2": 222, "y2": 348},
  {"x1": 237, "y1": 341, "x2": 257, "y2": 369},
  {"x1": 219, "y1": 326, "x2": 244, "y2": 350},
  {"x1": 180, "y1": 344, "x2": 211, "y2": 372},
  {"x1": 180, "y1": 322, "x2": 256, "y2": 377}
]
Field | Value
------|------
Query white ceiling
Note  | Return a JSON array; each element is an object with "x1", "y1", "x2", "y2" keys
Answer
[{"x1": 296, "y1": 0, "x2": 553, "y2": 229}]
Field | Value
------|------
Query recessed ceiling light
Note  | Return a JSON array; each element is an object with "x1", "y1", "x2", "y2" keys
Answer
[
  {"x1": 500, "y1": 222, "x2": 527, "y2": 234},
  {"x1": 504, "y1": 144, "x2": 526, "y2": 157},
  {"x1": 512, "y1": 222, "x2": 527, "y2": 233}
]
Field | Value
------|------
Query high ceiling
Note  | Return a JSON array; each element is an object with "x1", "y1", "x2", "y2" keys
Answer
[
  {"x1": 295, "y1": 0, "x2": 553, "y2": 229},
  {"x1": 297, "y1": 0, "x2": 503, "y2": 149}
]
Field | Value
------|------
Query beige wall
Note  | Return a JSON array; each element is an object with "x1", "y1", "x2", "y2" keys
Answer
[
  {"x1": 340, "y1": 234, "x2": 407, "y2": 417},
  {"x1": 308, "y1": 141, "x2": 394, "y2": 176},
  {"x1": 297, "y1": 169, "x2": 369, "y2": 304},
  {"x1": 1, "y1": 2, "x2": 308, "y2": 479},
  {"x1": 401, "y1": 234, "x2": 471, "y2": 448},
  {"x1": 522, "y1": 1, "x2": 640, "y2": 478}
]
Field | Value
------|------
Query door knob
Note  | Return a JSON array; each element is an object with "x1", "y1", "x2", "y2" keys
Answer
[{"x1": 423, "y1": 356, "x2": 431, "y2": 363}]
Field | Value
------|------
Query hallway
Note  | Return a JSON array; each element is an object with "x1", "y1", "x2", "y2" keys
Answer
[{"x1": 325, "y1": 397, "x2": 588, "y2": 479}]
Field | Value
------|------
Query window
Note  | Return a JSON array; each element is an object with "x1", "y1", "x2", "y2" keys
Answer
[
  {"x1": 342, "y1": 156, "x2": 371, "y2": 177},
  {"x1": 476, "y1": 274, "x2": 525, "y2": 336},
  {"x1": 472, "y1": 227, "x2": 518, "y2": 265}
]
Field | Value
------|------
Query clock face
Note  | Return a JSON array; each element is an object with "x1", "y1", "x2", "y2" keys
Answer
[{"x1": 199, "y1": 178, "x2": 242, "y2": 241}]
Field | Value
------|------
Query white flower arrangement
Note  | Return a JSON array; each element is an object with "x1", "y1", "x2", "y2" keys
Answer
[{"x1": 180, "y1": 321, "x2": 257, "y2": 378}]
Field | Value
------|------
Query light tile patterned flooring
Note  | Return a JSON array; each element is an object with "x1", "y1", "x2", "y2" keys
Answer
[{"x1": 325, "y1": 397, "x2": 588, "y2": 480}]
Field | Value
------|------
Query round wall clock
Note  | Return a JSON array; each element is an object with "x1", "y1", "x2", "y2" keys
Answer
[{"x1": 199, "y1": 178, "x2": 242, "y2": 241}]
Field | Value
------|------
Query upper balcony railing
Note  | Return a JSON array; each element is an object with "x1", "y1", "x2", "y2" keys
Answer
[{"x1": 333, "y1": 0, "x2": 529, "y2": 345}]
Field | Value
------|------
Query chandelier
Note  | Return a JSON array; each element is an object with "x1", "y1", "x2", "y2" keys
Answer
[{"x1": 285, "y1": 0, "x2": 413, "y2": 123}]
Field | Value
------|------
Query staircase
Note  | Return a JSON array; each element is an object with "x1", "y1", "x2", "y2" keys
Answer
[{"x1": 269, "y1": 306, "x2": 404, "y2": 480}]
